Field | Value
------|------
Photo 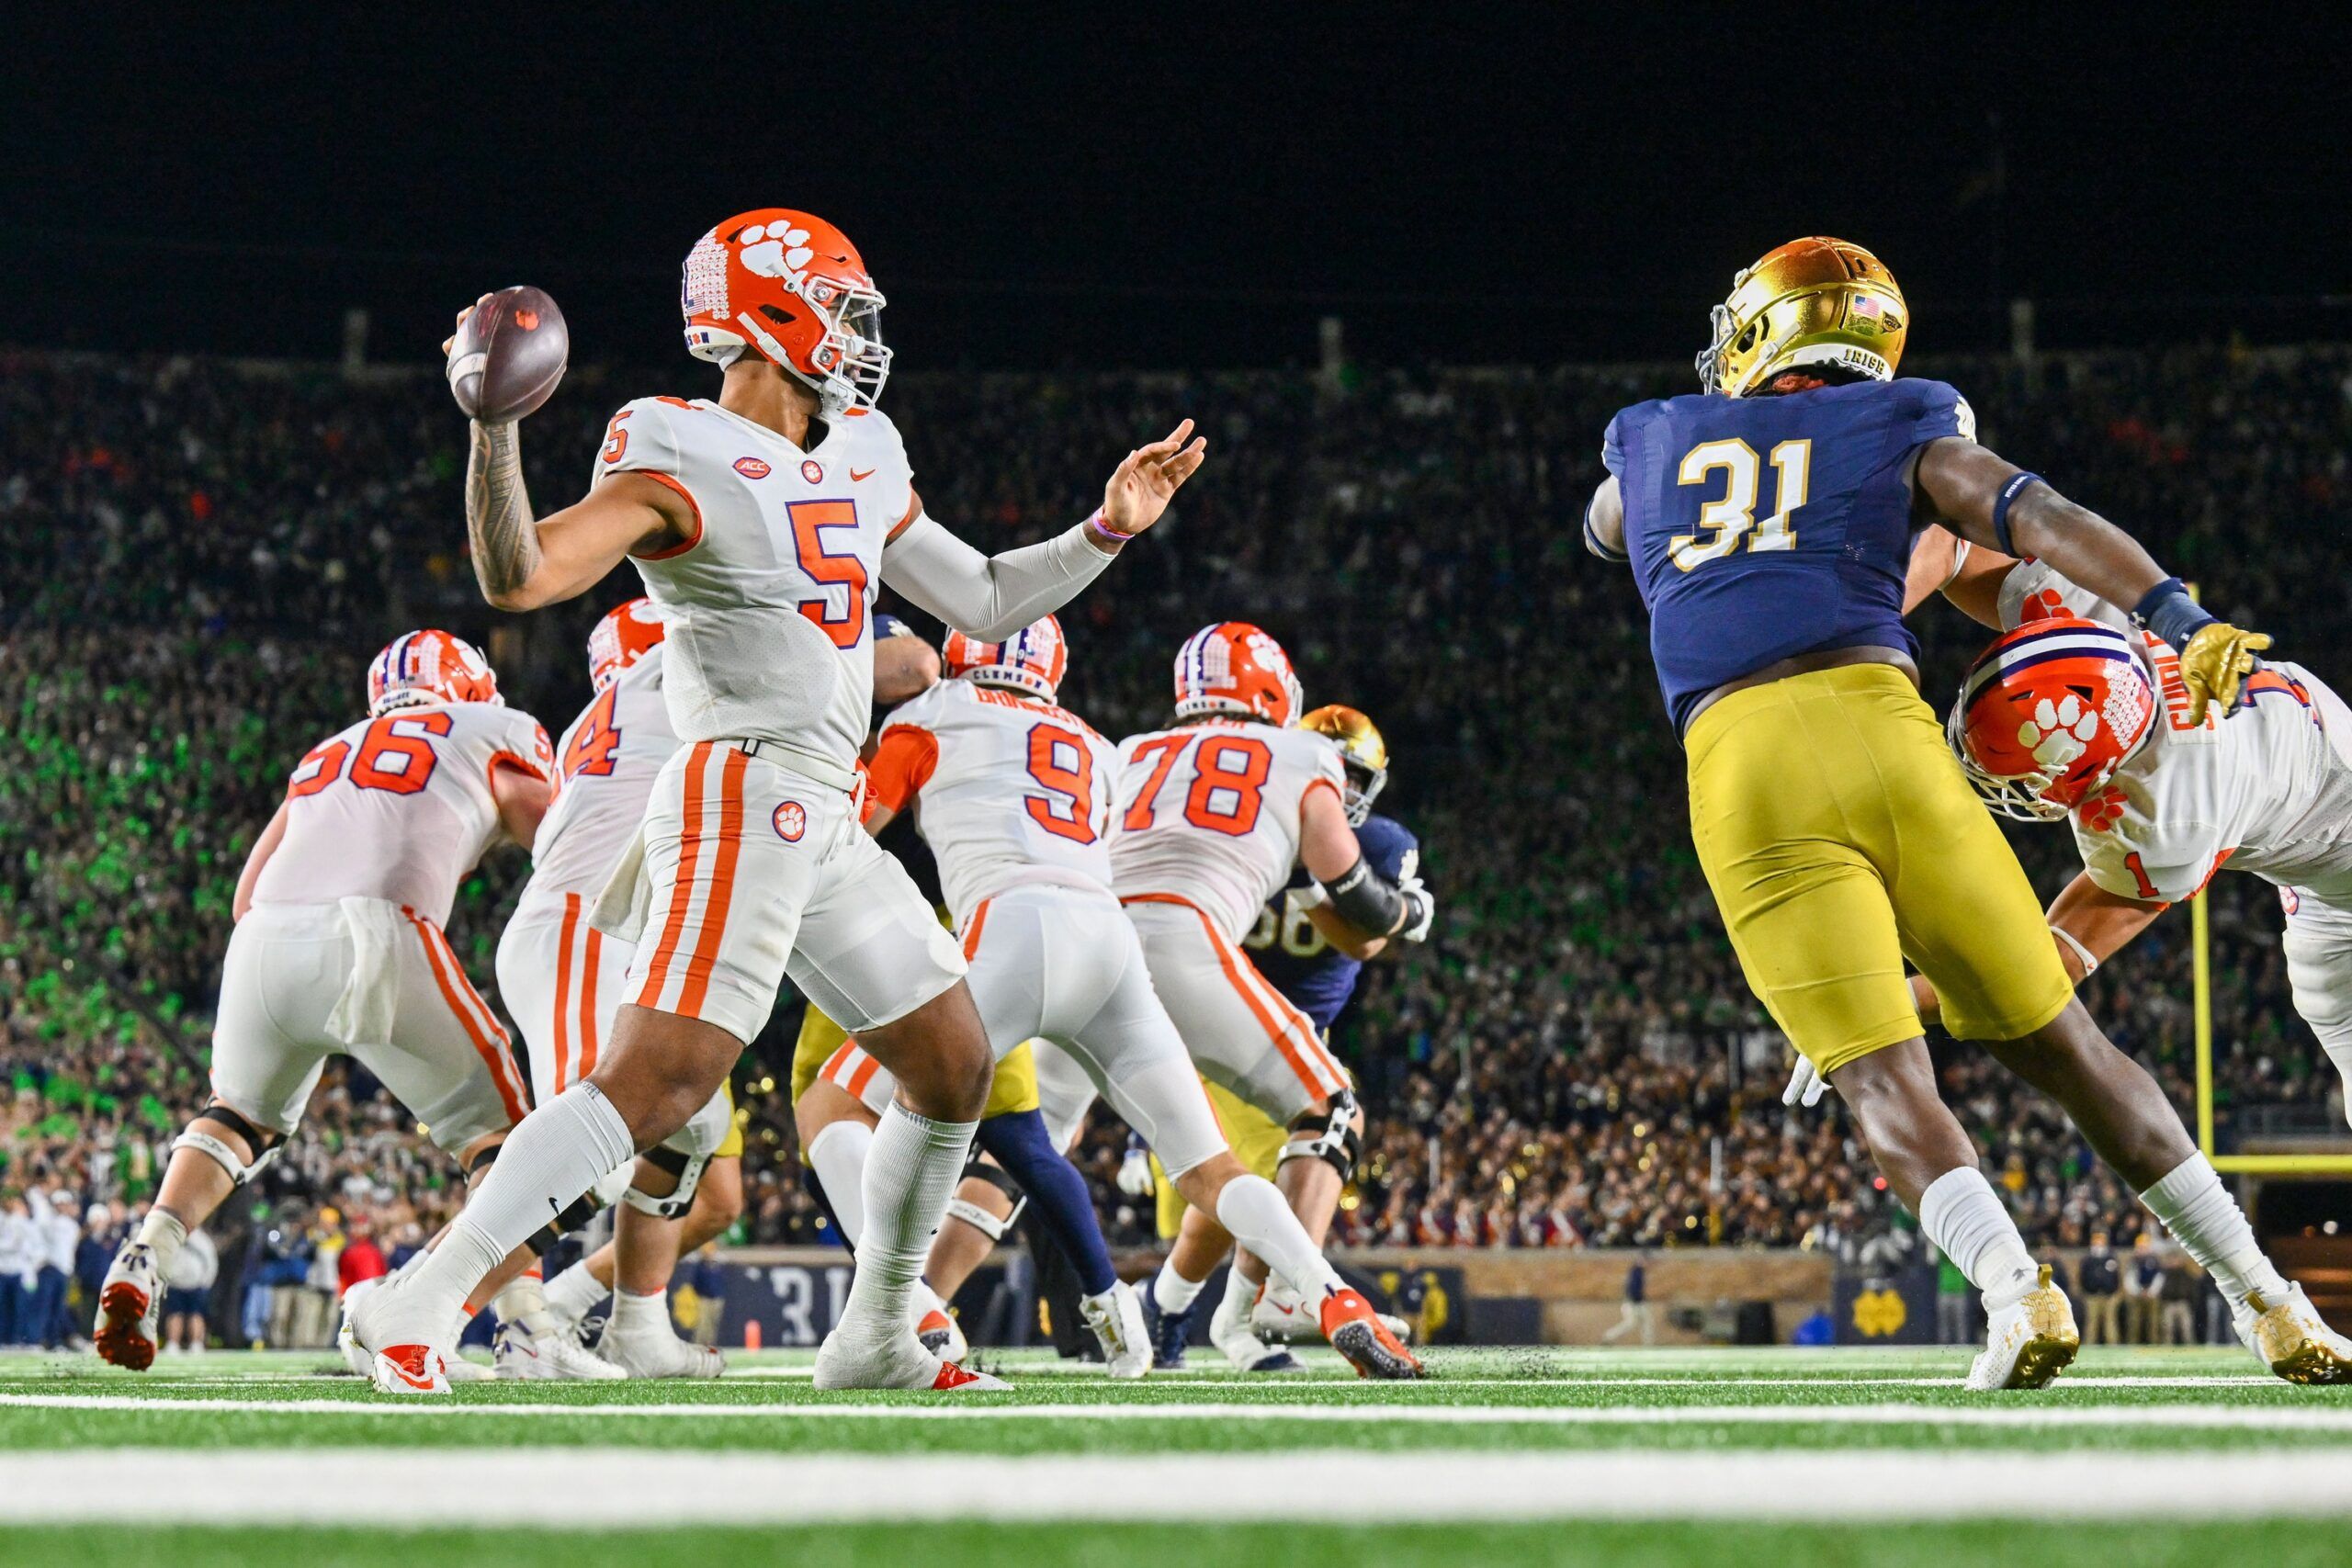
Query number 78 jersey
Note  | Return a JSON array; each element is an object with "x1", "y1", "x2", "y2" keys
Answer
[
  {"x1": 866, "y1": 680, "x2": 1123, "y2": 932},
  {"x1": 1109, "y1": 719, "x2": 1347, "y2": 943}
]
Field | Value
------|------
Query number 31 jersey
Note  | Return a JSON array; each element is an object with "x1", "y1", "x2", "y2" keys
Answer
[
  {"x1": 594, "y1": 395, "x2": 921, "y2": 781},
  {"x1": 519, "y1": 646, "x2": 684, "y2": 918},
  {"x1": 1109, "y1": 719, "x2": 1347, "y2": 943},
  {"x1": 251, "y1": 701, "x2": 552, "y2": 926},
  {"x1": 866, "y1": 679, "x2": 1120, "y2": 931}
]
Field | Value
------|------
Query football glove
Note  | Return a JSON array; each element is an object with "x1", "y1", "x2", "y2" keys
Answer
[
  {"x1": 2177, "y1": 621, "x2": 2272, "y2": 727},
  {"x1": 1115, "y1": 1134, "x2": 1157, "y2": 1199},
  {"x1": 1397, "y1": 874, "x2": 1436, "y2": 942},
  {"x1": 1781, "y1": 1055, "x2": 1830, "y2": 1110}
]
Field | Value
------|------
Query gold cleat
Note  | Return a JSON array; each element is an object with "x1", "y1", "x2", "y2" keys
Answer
[
  {"x1": 2238, "y1": 1284, "x2": 2352, "y2": 1385},
  {"x1": 1964, "y1": 1265, "x2": 2080, "y2": 1392}
]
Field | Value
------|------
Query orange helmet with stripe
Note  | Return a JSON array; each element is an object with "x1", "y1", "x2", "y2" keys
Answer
[
  {"x1": 1949, "y1": 616, "x2": 2156, "y2": 820},
  {"x1": 588, "y1": 598, "x2": 666, "y2": 691},
  {"x1": 367, "y1": 629, "x2": 501, "y2": 717},
  {"x1": 1173, "y1": 622, "x2": 1304, "y2": 728},
  {"x1": 944, "y1": 615, "x2": 1067, "y2": 702},
  {"x1": 680, "y1": 209, "x2": 891, "y2": 415}
]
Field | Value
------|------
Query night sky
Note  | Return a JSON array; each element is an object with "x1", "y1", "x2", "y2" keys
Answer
[{"x1": 7, "y1": 6, "x2": 2343, "y2": 371}]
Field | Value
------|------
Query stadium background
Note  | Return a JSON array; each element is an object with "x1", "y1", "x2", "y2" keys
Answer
[{"x1": 4, "y1": 7, "x2": 2349, "y2": 1358}]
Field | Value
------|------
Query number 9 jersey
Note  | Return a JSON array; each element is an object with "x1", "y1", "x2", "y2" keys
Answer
[{"x1": 1604, "y1": 377, "x2": 1974, "y2": 732}]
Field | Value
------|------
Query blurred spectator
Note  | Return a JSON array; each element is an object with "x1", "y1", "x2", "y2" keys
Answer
[
  {"x1": 2125, "y1": 1238, "x2": 2166, "y2": 1343},
  {"x1": 164, "y1": 1223, "x2": 216, "y2": 1354},
  {"x1": 2077, "y1": 1230, "x2": 2123, "y2": 1345},
  {"x1": 1600, "y1": 1252, "x2": 1654, "y2": 1344}
]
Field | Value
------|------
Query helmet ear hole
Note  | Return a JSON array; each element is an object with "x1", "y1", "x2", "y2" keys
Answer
[{"x1": 1734, "y1": 321, "x2": 1762, "y2": 353}]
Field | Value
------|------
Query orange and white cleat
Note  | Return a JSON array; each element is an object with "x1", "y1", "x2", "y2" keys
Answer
[
  {"x1": 370, "y1": 1342, "x2": 450, "y2": 1396},
  {"x1": 930, "y1": 1359, "x2": 1011, "y2": 1392},
  {"x1": 348, "y1": 1270, "x2": 455, "y2": 1396},
  {"x1": 1320, "y1": 1287, "x2": 1424, "y2": 1380},
  {"x1": 93, "y1": 1241, "x2": 163, "y2": 1371},
  {"x1": 813, "y1": 1328, "x2": 1009, "y2": 1392}
]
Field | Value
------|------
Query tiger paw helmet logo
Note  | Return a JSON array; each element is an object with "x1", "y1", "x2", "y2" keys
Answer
[
  {"x1": 2020, "y1": 588, "x2": 2072, "y2": 622},
  {"x1": 2075, "y1": 785, "x2": 2129, "y2": 834},
  {"x1": 737, "y1": 220, "x2": 817, "y2": 287},
  {"x1": 2018, "y1": 694, "x2": 2103, "y2": 773},
  {"x1": 773, "y1": 801, "x2": 807, "y2": 841}
]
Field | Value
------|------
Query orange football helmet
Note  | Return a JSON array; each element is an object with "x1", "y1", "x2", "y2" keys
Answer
[
  {"x1": 680, "y1": 209, "x2": 891, "y2": 415},
  {"x1": 1949, "y1": 616, "x2": 2156, "y2": 820},
  {"x1": 1173, "y1": 622, "x2": 1304, "y2": 728},
  {"x1": 588, "y1": 598, "x2": 666, "y2": 691},
  {"x1": 944, "y1": 615, "x2": 1068, "y2": 702},
  {"x1": 368, "y1": 629, "x2": 501, "y2": 716}
]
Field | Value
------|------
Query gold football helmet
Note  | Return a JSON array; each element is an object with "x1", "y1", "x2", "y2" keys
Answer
[
  {"x1": 1696, "y1": 237, "x2": 1908, "y2": 397},
  {"x1": 1301, "y1": 704, "x2": 1388, "y2": 826}
]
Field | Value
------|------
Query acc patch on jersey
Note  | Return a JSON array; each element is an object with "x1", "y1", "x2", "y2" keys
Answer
[
  {"x1": 734, "y1": 457, "x2": 772, "y2": 479},
  {"x1": 773, "y1": 801, "x2": 807, "y2": 841}
]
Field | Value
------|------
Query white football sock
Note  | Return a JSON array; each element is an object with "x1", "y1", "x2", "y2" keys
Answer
[
  {"x1": 835, "y1": 1104, "x2": 972, "y2": 1343},
  {"x1": 807, "y1": 1119, "x2": 875, "y2": 1248},
  {"x1": 611, "y1": 1287, "x2": 671, "y2": 1334},
  {"x1": 543, "y1": 1261, "x2": 607, "y2": 1326},
  {"x1": 1917, "y1": 1167, "x2": 2040, "y2": 1311},
  {"x1": 2138, "y1": 1154, "x2": 2290, "y2": 1310},
  {"x1": 1215, "y1": 1174, "x2": 1342, "y2": 1300},
  {"x1": 491, "y1": 1273, "x2": 545, "y2": 1326},
  {"x1": 1152, "y1": 1263, "x2": 1205, "y2": 1314},
  {"x1": 405, "y1": 1084, "x2": 636, "y2": 1318},
  {"x1": 136, "y1": 1209, "x2": 188, "y2": 1279}
]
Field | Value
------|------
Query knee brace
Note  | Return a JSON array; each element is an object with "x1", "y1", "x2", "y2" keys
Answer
[
  {"x1": 1278, "y1": 1089, "x2": 1363, "y2": 1181},
  {"x1": 524, "y1": 1190, "x2": 607, "y2": 1258},
  {"x1": 172, "y1": 1103, "x2": 283, "y2": 1187},
  {"x1": 944, "y1": 1163, "x2": 1024, "y2": 1242},
  {"x1": 622, "y1": 1145, "x2": 710, "y2": 1221}
]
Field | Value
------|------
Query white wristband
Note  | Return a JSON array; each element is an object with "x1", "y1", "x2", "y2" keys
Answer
[{"x1": 2050, "y1": 924, "x2": 2099, "y2": 979}]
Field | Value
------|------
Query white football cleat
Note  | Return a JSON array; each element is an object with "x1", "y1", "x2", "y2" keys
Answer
[
  {"x1": 1964, "y1": 1265, "x2": 2080, "y2": 1392},
  {"x1": 2234, "y1": 1282, "x2": 2352, "y2": 1384},
  {"x1": 1250, "y1": 1277, "x2": 1312, "y2": 1342},
  {"x1": 443, "y1": 1351, "x2": 495, "y2": 1383},
  {"x1": 348, "y1": 1270, "x2": 453, "y2": 1396},
  {"x1": 1080, "y1": 1281, "x2": 1152, "y2": 1381},
  {"x1": 596, "y1": 1316, "x2": 726, "y2": 1380},
  {"x1": 1211, "y1": 1279, "x2": 1303, "y2": 1372},
  {"x1": 813, "y1": 1329, "x2": 1008, "y2": 1392},
  {"x1": 92, "y1": 1240, "x2": 164, "y2": 1371},
  {"x1": 493, "y1": 1313, "x2": 627, "y2": 1381},
  {"x1": 334, "y1": 1278, "x2": 379, "y2": 1376}
]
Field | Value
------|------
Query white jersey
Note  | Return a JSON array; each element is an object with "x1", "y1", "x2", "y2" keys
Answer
[
  {"x1": 251, "y1": 701, "x2": 551, "y2": 926},
  {"x1": 518, "y1": 646, "x2": 684, "y2": 913},
  {"x1": 869, "y1": 679, "x2": 1120, "y2": 931},
  {"x1": 1108, "y1": 718, "x2": 1347, "y2": 942},
  {"x1": 594, "y1": 395, "x2": 921, "y2": 785},
  {"x1": 1998, "y1": 558, "x2": 2352, "y2": 904}
]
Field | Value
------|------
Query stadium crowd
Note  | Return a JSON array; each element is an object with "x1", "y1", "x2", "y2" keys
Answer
[{"x1": 4, "y1": 340, "x2": 2347, "y2": 1340}]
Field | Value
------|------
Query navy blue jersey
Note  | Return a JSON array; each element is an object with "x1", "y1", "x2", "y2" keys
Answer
[
  {"x1": 1603, "y1": 378, "x2": 1973, "y2": 732},
  {"x1": 1244, "y1": 813, "x2": 1419, "y2": 1032}
]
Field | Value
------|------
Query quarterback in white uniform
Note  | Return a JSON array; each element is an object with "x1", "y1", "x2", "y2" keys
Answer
[
  {"x1": 1107, "y1": 623, "x2": 1434, "y2": 1359},
  {"x1": 817, "y1": 616, "x2": 1422, "y2": 1378},
  {"x1": 96, "y1": 632, "x2": 551, "y2": 1372},
  {"x1": 356, "y1": 207, "x2": 1205, "y2": 1394}
]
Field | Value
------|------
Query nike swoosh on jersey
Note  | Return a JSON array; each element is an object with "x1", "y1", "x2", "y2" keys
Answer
[{"x1": 851, "y1": 468, "x2": 876, "y2": 481}]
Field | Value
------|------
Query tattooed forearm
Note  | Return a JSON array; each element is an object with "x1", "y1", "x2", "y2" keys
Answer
[{"x1": 466, "y1": 419, "x2": 541, "y2": 604}]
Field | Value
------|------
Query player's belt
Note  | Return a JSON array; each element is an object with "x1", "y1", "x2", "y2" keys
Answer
[{"x1": 727, "y1": 736, "x2": 859, "y2": 794}]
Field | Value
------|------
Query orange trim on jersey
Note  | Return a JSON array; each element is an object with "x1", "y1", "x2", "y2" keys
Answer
[
  {"x1": 865, "y1": 724, "x2": 938, "y2": 815},
  {"x1": 576, "y1": 925, "x2": 602, "y2": 1079},
  {"x1": 485, "y1": 749, "x2": 548, "y2": 791},
  {"x1": 675, "y1": 746, "x2": 750, "y2": 1017},
  {"x1": 2193, "y1": 848, "x2": 2236, "y2": 897},
  {"x1": 636, "y1": 742, "x2": 716, "y2": 1008},
  {"x1": 961, "y1": 898, "x2": 994, "y2": 961},
  {"x1": 628, "y1": 471, "x2": 705, "y2": 560},
  {"x1": 1300, "y1": 775, "x2": 1342, "y2": 814},
  {"x1": 406, "y1": 910, "x2": 531, "y2": 1124},
  {"x1": 552, "y1": 894, "x2": 581, "y2": 1091},
  {"x1": 820, "y1": 1040, "x2": 860, "y2": 1085},
  {"x1": 887, "y1": 490, "x2": 922, "y2": 543}
]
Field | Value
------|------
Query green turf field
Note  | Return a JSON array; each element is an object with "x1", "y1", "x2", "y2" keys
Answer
[{"x1": 2, "y1": 1344, "x2": 2347, "y2": 1565}]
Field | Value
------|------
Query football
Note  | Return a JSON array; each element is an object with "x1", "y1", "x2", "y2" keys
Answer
[{"x1": 446, "y1": 285, "x2": 569, "y2": 423}]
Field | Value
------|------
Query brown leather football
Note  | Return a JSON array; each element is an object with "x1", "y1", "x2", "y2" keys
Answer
[{"x1": 446, "y1": 286, "x2": 569, "y2": 423}]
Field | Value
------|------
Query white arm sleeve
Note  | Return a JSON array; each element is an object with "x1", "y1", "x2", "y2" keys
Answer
[{"x1": 880, "y1": 513, "x2": 1120, "y2": 640}]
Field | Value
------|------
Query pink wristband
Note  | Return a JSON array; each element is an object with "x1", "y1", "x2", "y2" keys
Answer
[{"x1": 1084, "y1": 507, "x2": 1134, "y2": 550}]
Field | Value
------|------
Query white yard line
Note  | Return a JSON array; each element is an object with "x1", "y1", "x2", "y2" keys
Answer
[
  {"x1": 2, "y1": 1446, "x2": 2350, "y2": 1524},
  {"x1": 6, "y1": 1391, "x2": 2350, "y2": 1432}
]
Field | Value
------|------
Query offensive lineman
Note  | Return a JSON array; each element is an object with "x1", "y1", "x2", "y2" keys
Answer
[
  {"x1": 353, "y1": 208, "x2": 1204, "y2": 1393},
  {"x1": 1108, "y1": 625, "x2": 1435, "y2": 1365},
  {"x1": 1588, "y1": 234, "x2": 2341, "y2": 1386},
  {"x1": 96, "y1": 633, "x2": 550, "y2": 1370},
  {"x1": 806, "y1": 617, "x2": 1421, "y2": 1377}
]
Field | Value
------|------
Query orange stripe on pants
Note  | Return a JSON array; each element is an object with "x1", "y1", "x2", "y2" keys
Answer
[
  {"x1": 1124, "y1": 893, "x2": 1337, "y2": 1100},
  {"x1": 960, "y1": 898, "x2": 994, "y2": 961},
  {"x1": 407, "y1": 909, "x2": 531, "y2": 1124},
  {"x1": 552, "y1": 894, "x2": 580, "y2": 1091},
  {"x1": 676, "y1": 747, "x2": 750, "y2": 1017},
  {"x1": 577, "y1": 925, "x2": 602, "y2": 1079},
  {"x1": 636, "y1": 742, "x2": 717, "y2": 1009}
]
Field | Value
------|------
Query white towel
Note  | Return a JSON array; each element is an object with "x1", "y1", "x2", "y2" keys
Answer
[
  {"x1": 591, "y1": 826, "x2": 653, "y2": 945},
  {"x1": 326, "y1": 897, "x2": 406, "y2": 1047}
]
